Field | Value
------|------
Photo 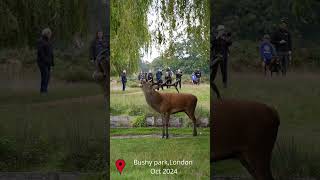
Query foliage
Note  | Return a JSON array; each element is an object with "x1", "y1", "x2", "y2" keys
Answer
[
  {"x1": 110, "y1": 0, "x2": 152, "y2": 75},
  {"x1": 0, "y1": 0, "x2": 92, "y2": 48},
  {"x1": 149, "y1": 35, "x2": 209, "y2": 74},
  {"x1": 111, "y1": 0, "x2": 210, "y2": 75},
  {"x1": 0, "y1": 137, "x2": 17, "y2": 170},
  {"x1": 213, "y1": 0, "x2": 320, "y2": 40},
  {"x1": 132, "y1": 115, "x2": 147, "y2": 127}
]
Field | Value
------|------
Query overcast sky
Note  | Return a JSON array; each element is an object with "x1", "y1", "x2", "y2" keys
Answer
[{"x1": 141, "y1": 3, "x2": 188, "y2": 63}]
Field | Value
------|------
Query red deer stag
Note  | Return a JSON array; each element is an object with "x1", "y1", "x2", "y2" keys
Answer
[
  {"x1": 211, "y1": 99, "x2": 280, "y2": 180},
  {"x1": 140, "y1": 80, "x2": 198, "y2": 138}
]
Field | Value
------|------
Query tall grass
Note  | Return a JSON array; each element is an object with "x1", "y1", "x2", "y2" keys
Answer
[
  {"x1": 272, "y1": 137, "x2": 320, "y2": 179},
  {"x1": 0, "y1": 81, "x2": 106, "y2": 171}
]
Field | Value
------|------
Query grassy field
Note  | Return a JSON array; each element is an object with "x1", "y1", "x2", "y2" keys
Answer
[
  {"x1": 0, "y1": 74, "x2": 106, "y2": 173},
  {"x1": 110, "y1": 80, "x2": 210, "y2": 119},
  {"x1": 213, "y1": 72, "x2": 320, "y2": 178},
  {"x1": 110, "y1": 128, "x2": 210, "y2": 180}
]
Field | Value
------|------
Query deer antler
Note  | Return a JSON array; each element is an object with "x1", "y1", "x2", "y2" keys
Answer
[{"x1": 151, "y1": 82, "x2": 158, "y2": 87}]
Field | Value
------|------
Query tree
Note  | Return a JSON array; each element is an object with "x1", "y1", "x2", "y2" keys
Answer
[{"x1": 110, "y1": 0, "x2": 210, "y2": 75}]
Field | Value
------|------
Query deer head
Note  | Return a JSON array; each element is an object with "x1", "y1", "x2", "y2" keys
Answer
[{"x1": 140, "y1": 80, "x2": 158, "y2": 93}]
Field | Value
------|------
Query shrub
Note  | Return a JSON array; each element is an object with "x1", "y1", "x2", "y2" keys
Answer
[
  {"x1": 110, "y1": 104, "x2": 127, "y2": 115},
  {"x1": 56, "y1": 66, "x2": 93, "y2": 82},
  {"x1": 128, "y1": 105, "x2": 146, "y2": 116},
  {"x1": 132, "y1": 115, "x2": 147, "y2": 127},
  {"x1": 0, "y1": 137, "x2": 18, "y2": 170},
  {"x1": 20, "y1": 137, "x2": 50, "y2": 167}
]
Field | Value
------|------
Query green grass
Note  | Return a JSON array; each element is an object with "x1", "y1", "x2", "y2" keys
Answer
[
  {"x1": 213, "y1": 72, "x2": 320, "y2": 177},
  {"x1": 111, "y1": 128, "x2": 210, "y2": 136},
  {"x1": 0, "y1": 78, "x2": 106, "y2": 172},
  {"x1": 110, "y1": 133, "x2": 210, "y2": 180}
]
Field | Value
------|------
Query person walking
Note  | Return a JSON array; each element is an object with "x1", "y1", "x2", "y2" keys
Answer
[
  {"x1": 37, "y1": 28, "x2": 54, "y2": 95},
  {"x1": 212, "y1": 25, "x2": 232, "y2": 88},
  {"x1": 121, "y1": 70, "x2": 127, "y2": 91},
  {"x1": 271, "y1": 18, "x2": 292, "y2": 76},
  {"x1": 175, "y1": 69, "x2": 183, "y2": 89}
]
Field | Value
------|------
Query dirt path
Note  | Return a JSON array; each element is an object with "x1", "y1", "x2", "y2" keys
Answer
[
  {"x1": 111, "y1": 134, "x2": 195, "y2": 139},
  {"x1": 30, "y1": 94, "x2": 104, "y2": 107},
  {"x1": 112, "y1": 91, "x2": 142, "y2": 95}
]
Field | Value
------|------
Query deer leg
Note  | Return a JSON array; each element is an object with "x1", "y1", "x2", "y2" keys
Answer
[
  {"x1": 242, "y1": 150, "x2": 274, "y2": 180},
  {"x1": 165, "y1": 113, "x2": 170, "y2": 139},
  {"x1": 239, "y1": 153, "x2": 258, "y2": 179},
  {"x1": 161, "y1": 114, "x2": 165, "y2": 138},
  {"x1": 186, "y1": 111, "x2": 197, "y2": 136},
  {"x1": 192, "y1": 117, "x2": 197, "y2": 136}
]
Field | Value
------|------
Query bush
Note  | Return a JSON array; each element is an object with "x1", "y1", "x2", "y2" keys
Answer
[
  {"x1": 20, "y1": 137, "x2": 50, "y2": 167},
  {"x1": 110, "y1": 104, "x2": 127, "y2": 115},
  {"x1": 0, "y1": 137, "x2": 18, "y2": 170},
  {"x1": 56, "y1": 66, "x2": 93, "y2": 82},
  {"x1": 230, "y1": 40, "x2": 260, "y2": 71},
  {"x1": 132, "y1": 115, "x2": 147, "y2": 127},
  {"x1": 128, "y1": 105, "x2": 146, "y2": 116}
]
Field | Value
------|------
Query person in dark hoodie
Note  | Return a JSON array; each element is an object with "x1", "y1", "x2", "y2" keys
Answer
[
  {"x1": 271, "y1": 18, "x2": 292, "y2": 76},
  {"x1": 37, "y1": 28, "x2": 54, "y2": 94},
  {"x1": 121, "y1": 70, "x2": 127, "y2": 91},
  {"x1": 90, "y1": 30, "x2": 107, "y2": 77}
]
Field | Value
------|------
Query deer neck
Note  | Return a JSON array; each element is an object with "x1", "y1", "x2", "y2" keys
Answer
[{"x1": 143, "y1": 89, "x2": 162, "y2": 112}]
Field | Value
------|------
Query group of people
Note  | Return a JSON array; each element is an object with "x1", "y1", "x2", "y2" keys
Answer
[
  {"x1": 138, "y1": 67, "x2": 183, "y2": 89},
  {"x1": 259, "y1": 18, "x2": 292, "y2": 76},
  {"x1": 36, "y1": 28, "x2": 107, "y2": 94},
  {"x1": 37, "y1": 19, "x2": 291, "y2": 94},
  {"x1": 191, "y1": 69, "x2": 202, "y2": 85},
  {"x1": 212, "y1": 18, "x2": 293, "y2": 89},
  {"x1": 136, "y1": 67, "x2": 203, "y2": 90}
]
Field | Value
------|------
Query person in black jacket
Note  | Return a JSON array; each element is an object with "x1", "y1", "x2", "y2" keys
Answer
[
  {"x1": 212, "y1": 25, "x2": 232, "y2": 88},
  {"x1": 90, "y1": 30, "x2": 107, "y2": 76},
  {"x1": 147, "y1": 70, "x2": 154, "y2": 82},
  {"x1": 138, "y1": 71, "x2": 144, "y2": 81},
  {"x1": 121, "y1": 70, "x2": 127, "y2": 91},
  {"x1": 175, "y1": 69, "x2": 183, "y2": 89},
  {"x1": 37, "y1": 28, "x2": 54, "y2": 94},
  {"x1": 271, "y1": 18, "x2": 292, "y2": 76}
]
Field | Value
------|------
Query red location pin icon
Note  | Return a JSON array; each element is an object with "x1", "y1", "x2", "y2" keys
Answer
[{"x1": 115, "y1": 159, "x2": 126, "y2": 174}]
